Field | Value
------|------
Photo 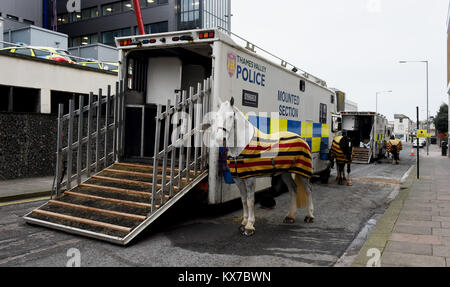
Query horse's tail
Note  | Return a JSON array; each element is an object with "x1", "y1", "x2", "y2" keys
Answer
[{"x1": 294, "y1": 174, "x2": 308, "y2": 208}]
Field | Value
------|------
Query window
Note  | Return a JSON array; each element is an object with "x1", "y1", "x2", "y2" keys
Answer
[
  {"x1": 57, "y1": 14, "x2": 70, "y2": 25},
  {"x1": 102, "y1": 2, "x2": 122, "y2": 16},
  {"x1": 123, "y1": 0, "x2": 133, "y2": 11},
  {"x1": 330, "y1": 94, "x2": 334, "y2": 104},
  {"x1": 13, "y1": 48, "x2": 32, "y2": 56},
  {"x1": 72, "y1": 12, "x2": 82, "y2": 22},
  {"x1": 23, "y1": 19, "x2": 35, "y2": 25},
  {"x1": 102, "y1": 28, "x2": 131, "y2": 45},
  {"x1": 134, "y1": 21, "x2": 169, "y2": 35},
  {"x1": 300, "y1": 80, "x2": 306, "y2": 92},
  {"x1": 7, "y1": 14, "x2": 19, "y2": 21},
  {"x1": 200, "y1": 0, "x2": 230, "y2": 30},
  {"x1": 178, "y1": 0, "x2": 202, "y2": 30},
  {"x1": 319, "y1": 103, "x2": 327, "y2": 124},
  {"x1": 70, "y1": 34, "x2": 99, "y2": 47},
  {"x1": 81, "y1": 7, "x2": 99, "y2": 20},
  {"x1": 32, "y1": 49, "x2": 52, "y2": 58}
]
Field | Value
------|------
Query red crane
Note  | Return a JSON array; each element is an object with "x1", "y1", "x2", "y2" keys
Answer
[{"x1": 133, "y1": 0, "x2": 146, "y2": 35}]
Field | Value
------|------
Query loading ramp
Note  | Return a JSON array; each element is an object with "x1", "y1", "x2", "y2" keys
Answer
[{"x1": 24, "y1": 79, "x2": 211, "y2": 245}]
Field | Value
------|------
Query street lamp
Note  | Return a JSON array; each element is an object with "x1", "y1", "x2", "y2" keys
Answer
[
  {"x1": 399, "y1": 60, "x2": 429, "y2": 156},
  {"x1": 376, "y1": 90, "x2": 393, "y2": 114}
]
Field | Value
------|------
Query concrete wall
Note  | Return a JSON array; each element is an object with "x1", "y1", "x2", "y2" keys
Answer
[
  {"x1": 0, "y1": 0, "x2": 43, "y2": 30},
  {"x1": 0, "y1": 112, "x2": 57, "y2": 180},
  {"x1": 69, "y1": 43, "x2": 118, "y2": 62},
  {"x1": 0, "y1": 112, "x2": 114, "y2": 180},
  {"x1": 0, "y1": 52, "x2": 117, "y2": 114},
  {"x1": 3, "y1": 25, "x2": 68, "y2": 50}
]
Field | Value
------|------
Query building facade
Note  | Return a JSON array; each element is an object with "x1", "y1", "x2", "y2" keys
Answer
[
  {"x1": 51, "y1": 0, "x2": 231, "y2": 48},
  {"x1": 0, "y1": 0, "x2": 43, "y2": 31},
  {"x1": 394, "y1": 114, "x2": 414, "y2": 142},
  {"x1": 344, "y1": 99, "x2": 358, "y2": 112}
]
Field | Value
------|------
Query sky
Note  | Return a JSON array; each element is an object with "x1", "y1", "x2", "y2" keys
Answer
[{"x1": 231, "y1": 0, "x2": 449, "y2": 122}]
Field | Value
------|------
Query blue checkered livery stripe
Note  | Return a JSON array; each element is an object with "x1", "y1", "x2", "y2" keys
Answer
[{"x1": 246, "y1": 115, "x2": 330, "y2": 153}]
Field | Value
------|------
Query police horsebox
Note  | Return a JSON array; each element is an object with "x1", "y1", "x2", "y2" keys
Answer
[{"x1": 115, "y1": 28, "x2": 340, "y2": 205}]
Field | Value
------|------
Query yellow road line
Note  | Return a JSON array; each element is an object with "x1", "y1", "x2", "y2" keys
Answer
[{"x1": 0, "y1": 196, "x2": 50, "y2": 207}]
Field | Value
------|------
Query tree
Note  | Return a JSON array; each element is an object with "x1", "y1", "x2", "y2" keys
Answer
[{"x1": 433, "y1": 103, "x2": 448, "y2": 134}]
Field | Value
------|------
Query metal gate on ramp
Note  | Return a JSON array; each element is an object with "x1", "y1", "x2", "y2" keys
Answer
[{"x1": 24, "y1": 78, "x2": 212, "y2": 245}]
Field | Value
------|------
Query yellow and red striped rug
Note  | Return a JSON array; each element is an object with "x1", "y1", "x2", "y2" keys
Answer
[{"x1": 227, "y1": 128, "x2": 312, "y2": 179}]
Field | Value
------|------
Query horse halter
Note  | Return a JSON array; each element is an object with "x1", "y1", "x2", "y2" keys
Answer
[{"x1": 217, "y1": 110, "x2": 237, "y2": 149}]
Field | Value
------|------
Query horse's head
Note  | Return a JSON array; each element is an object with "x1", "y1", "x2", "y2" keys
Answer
[{"x1": 213, "y1": 97, "x2": 236, "y2": 147}]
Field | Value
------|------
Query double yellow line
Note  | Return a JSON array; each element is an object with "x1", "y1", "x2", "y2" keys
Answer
[{"x1": 0, "y1": 196, "x2": 50, "y2": 207}]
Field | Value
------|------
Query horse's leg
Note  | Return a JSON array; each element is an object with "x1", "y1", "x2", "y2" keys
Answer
[
  {"x1": 244, "y1": 177, "x2": 256, "y2": 236},
  {"x1": 342, "y1": 163, "x2": 347, "y2": 181},
  {"x1": 234, "y1": 177, "x2": 248, "y2": 234},
  {"x1": 281, "y1": 173, "x2": 297, "y2": 224},
  {"x1": 301, "y1": 176, "x2": 315, "y2": 223},
  {"x1": 338, "y1": 163, "x2": 343, "y2": 185},
  {"x1": 347, "y1": 163, "x2": 353, "y2": 186}
]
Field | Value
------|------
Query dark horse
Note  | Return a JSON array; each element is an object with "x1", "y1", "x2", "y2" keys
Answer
[{"x1": 329, "y1": 135, "x2": 353, "y2": 186}]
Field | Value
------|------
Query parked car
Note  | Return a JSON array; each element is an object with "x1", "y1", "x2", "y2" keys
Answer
[
  {"x1": 413, "y1": 138, "x2": 426, "y2": 148},
  {"x1": 102, "y1": 62, "x2": 119, "y2": 73},
  {"x1": 79, "y1": 61, "x2": 118, "y2": 73},
  {"x1": 0, "y1": 46, "x2": 76, "y2": 64}
]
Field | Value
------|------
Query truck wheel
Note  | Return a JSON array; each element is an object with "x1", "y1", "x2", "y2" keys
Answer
[{"x1": 320, "y1": 168, "x2": 331, "y2": 184}]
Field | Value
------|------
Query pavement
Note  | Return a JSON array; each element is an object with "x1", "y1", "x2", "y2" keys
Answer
[
  {"x1": 0, "y1": 176, "x2": 53, "y2": 203},
  {"x1": 352, "y1": 144, "x2": 450, "y2": 267}
]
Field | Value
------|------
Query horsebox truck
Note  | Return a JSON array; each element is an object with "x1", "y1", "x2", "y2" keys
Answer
[
  {"x1": 115, "y1": 28, "x2": 340, "y2": 203},
  {"x1": 340, "y1": 111, "x2": 390, "y2": 163},
  {"x1": 24, "y1": 28, "x2": 342, "y2": 245}
]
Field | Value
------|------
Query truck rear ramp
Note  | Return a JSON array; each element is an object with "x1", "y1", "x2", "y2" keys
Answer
[{"x1": 24, "y1": 162, "x2": 208, "y2": 245}]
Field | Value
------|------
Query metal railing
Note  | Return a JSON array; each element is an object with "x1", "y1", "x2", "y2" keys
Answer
[
  {"x1": 150, "y1": 78, "x2": 211, "y2": 212},
  {"x1": 51, "y1": 81, "x2": 125, "y2": 199}
]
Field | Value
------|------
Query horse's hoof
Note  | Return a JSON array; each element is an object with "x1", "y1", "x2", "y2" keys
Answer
[
  {"x1": 347, "y1": 181, "x2": 353, "y2": 186},
  {"x1": 304, "y1": 216, "x2": 315, "y2": 223},
  {"x1": 244, "y1": 229, "x2": 255, "y2": 237},
  {"x1": 283, "y1": 217, "x2": 295, "y2": 224},
  {"x1": 239, "y1": 225, "x2": 245, "y2": 234}
]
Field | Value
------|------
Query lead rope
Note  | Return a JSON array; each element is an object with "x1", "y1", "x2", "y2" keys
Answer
[{"x1": 233, "y1": 111, "x2": 238, "y2": 174}]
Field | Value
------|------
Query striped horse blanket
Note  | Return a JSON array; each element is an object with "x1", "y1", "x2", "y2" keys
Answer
[
  {"x1": 386, "y1": 139, "x2": 403, "y2": 154},
  {"x1": 330, "y1": 136, "x2": 351, "y2": 164},
  {"x1": 227, "y1": 128, "x2": 313, "y2": 179}
]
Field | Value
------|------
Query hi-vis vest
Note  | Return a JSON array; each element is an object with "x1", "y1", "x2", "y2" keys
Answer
[
  {"x1": 330, "y1": 136, "x2": 351, "y2": 164},
  {"x1": 227, "y1": 128, "x2": 313, "y2": 179},
  {"x1": 386, "y1": 139, "x2": 403, "y2": 153}
]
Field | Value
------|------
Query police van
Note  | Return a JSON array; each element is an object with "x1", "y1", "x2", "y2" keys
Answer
[
  {"x1": 340, "y1": 111, "x2": 390, "y2": 163},
  {"x1": 115, "y1": 28, "x2": 339, "y2": 204}
]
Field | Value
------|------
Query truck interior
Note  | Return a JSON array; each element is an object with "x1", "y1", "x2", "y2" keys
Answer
[
  {"x1": 122, "y1": 44, "x2": 213, "y2": 161},
  {"x1": 344, "y1": 116, "x2": 374, "y2": 148}
]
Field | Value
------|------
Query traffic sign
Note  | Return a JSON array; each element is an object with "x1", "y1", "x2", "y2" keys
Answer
[{"x1": 417, "y1": 130, "x2": 427, "y2": 138}]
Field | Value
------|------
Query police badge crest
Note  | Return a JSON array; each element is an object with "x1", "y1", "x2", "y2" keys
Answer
[{"x1": 227, "y1": 52, "x2": 236, "y2": 77}]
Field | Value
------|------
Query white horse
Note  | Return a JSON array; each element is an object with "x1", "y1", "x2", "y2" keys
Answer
[{"x1": 209, "y1": 98, "x2": 315, "y2": 237}]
